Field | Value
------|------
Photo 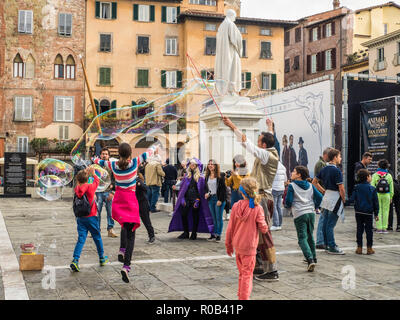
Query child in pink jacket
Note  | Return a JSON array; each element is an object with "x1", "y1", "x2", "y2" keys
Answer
[{"x1": 225, "y1": 177, "x2": 269, "y2": 300}]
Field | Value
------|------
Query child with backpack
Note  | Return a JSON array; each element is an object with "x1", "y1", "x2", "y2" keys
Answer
[
  {"x1": 284, "y1": 166, "x2": 322, "y2": 272},
  {"x1": 350, "y1": 169, "x2": 379, "y2": 254},
  {"x1": 93, "y1": 142, "x2": 158, "y2": 283},
  {"x1": 71, "y1": 167, "x2": 109, "y2": 272},
  {"x1": 225, "y1": 177, "x2": 269, "y2": 300},
  {"x1": 371, "y1": 159, "x2": 394, "y2": 234}
]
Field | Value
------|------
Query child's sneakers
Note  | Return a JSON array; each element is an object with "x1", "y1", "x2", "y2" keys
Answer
[
  {"x1": 70, "y1": 259, "x2": 80, "y2": 272},
  {"x1": 367, "y1": 247, "x2": 375, "y2": 255},
  {"x1": 355, "y1": 247, "x2": 363, "y2": 255},
  {"x1": 121, "y1": 265, "x2": 131, "y2": 283},
  {"x1": 99, "y1": 256, "x2": 109, "y2": 266}
]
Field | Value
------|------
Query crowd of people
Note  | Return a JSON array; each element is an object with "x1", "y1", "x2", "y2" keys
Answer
[{"x1": 69, "y1": 116, "x2": 399, "y2": 300}]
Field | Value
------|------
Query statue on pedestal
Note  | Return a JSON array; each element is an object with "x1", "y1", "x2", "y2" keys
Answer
[{"x1": 215, "y1": 9, "x2": 242, "y2": 96}]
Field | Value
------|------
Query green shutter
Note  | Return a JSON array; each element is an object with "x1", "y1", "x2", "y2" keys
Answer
[
  {"x1": 133, "y1": 4, "x2": 138, "y2": 20},
  {"x1": 95, "y1": 1, "x2": 100, "y2": 18},
  {"x1": 161, "y1": 70, "x2": 166, "y2": 88},
  {"x1": 177, "y1": 6, "x2": 180, "y2": 16},
  {"x1": 94, "y1": 99, "x2": 99, "y2": 114},
  {"x1": 138, "y1": 69, "x2": 148, "y2": 87},
  {"x1": 162, "y1": 6, "x2": 166, "y2": 22},
  {"x1": 246, "y1": 72, "x2": 251, "y2": 89},
  {"x1": 177, "y1": 71, "x2": 182, "y2": 88},
  {"x1": 131, "y1": 101, "x2": 136, "y2": 106},
  {"x1": 271, "y1": 74, "x2": 277, "y2": 90},
  {"x1": 112, "y1": 2, "x2": 117, "y2": 19},
  {"x1": 201, "y1": 70, "x2": 207, "y2": 79},
  {"x1": 106, "y1": 68, "x2": 111, "y2": 85},
  {"x1": 150, "y1": 5, "x2": 155, "y2": 22},
  {"x1": 99, "y1": 68, "x2": 105, "y2": 84},
  {"x1": 111, "y1": 100, "x2": 117, "y2": 109}
]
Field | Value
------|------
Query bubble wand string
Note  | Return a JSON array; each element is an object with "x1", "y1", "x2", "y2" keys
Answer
[{"x1": 186, "y1": 53, "x2": 224, "y2": 118}]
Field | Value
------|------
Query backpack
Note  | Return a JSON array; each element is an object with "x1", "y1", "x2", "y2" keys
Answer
[
  {"x1": 73, "y1": 193, "x2": 95, "y2": 218},
  {"x1": 376, "y1": 174, "x2": 390, "y2": 194}
]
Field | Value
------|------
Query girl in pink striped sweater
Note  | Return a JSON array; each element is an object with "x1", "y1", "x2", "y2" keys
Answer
[
  {"x1": 93, "y1": 142, "x2": 158, "y2": 283},
  {"x1": 225, "y1": 177, "x2": 269, "y2": 300}
]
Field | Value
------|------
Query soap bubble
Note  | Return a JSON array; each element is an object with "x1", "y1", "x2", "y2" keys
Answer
[
  {"x1": 35, "y1": 175, "x2": 64, "y2": 201},
  {"x1": 88, "y1": 164, "x2": 111, "y2": 192},
  {"x1": 37, "y1": 159, "x2": 74, "y2": 185}
]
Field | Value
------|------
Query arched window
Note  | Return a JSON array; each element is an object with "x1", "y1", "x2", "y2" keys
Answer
[
  {"x1": 54, "y1": 54, "x2": 64, "y2": 79},
  {"x1": 25, "y1": 54, "x2": 35, "y2": 79},
  {"x1": 99, "y1": 99, "x2": 111, "y2": 114},
  {"x1": 65, "y1": 55, "x2": 75, "y2": 80},
  {"x1": 13, "y1": 54, "x2": 24, "y2": 78}
]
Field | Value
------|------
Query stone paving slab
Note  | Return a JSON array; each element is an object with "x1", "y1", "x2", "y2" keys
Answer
[{"x1": 1, "y1": 198, "x2": 400, "y2": 300}]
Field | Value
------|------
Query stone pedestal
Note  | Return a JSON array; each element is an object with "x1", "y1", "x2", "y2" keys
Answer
[{"x1": 199, "y1": 96, "x2": 264, "y2": 172}]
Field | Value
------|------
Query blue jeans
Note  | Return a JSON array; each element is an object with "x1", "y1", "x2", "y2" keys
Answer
[
  {"x1": 96, "y1": 192, "x2": 114, "y2": 231},
  {"x1": 322, "y1": 209, "x2": 339, "y2": 249},
  {"x1": 208, "y1": 195, "x2": 226, "y2": 236},
  {"x1": 148, "y1": 185, "x2": 161, "y2": 212},
  {"x1": 231, "y1": 190, "x2": 243, "y2": 208},
  {"x1": 73, "y1": 216, "x2": 104, "y2": 260},
  {"x1": 163, "y1": 180, "x2": 175, "y2": 203},
  {"x1": 272, "y1": 189, "x2": 284, "y2": 227},
  {"x1": 316, "y1": 212, "x2": 326, "y2": 245}
]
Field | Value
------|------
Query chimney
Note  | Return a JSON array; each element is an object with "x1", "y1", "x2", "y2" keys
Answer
[{"x1": 333, "y1": 0, "x2": 340, "y2": 9}]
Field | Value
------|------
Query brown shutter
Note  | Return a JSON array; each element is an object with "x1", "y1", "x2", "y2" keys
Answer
[
  {"x1": 307, "y1": 55, "x2": 311, "y2": 74},
  {"x1": 331, "y1": 48, "x2": 336, "y2": 69},
  {"x1": 321, "y1": 51, "x2": 326, "y2": 71},
  {"x1": 317, "y1": 26, "x2": 321, "y2": 40},
  {"x1": 331, "y1": 21, "x2": 336, "y2": 35},
  {"x1": 309, "y1": 28, "x2": 313, "y2": 42},
  {"x1": 322, "y1": 24, "x2": 326, "y2": 38},
  {"x1": 316, "y1": 52, "x2": 321, "y2": 71}
]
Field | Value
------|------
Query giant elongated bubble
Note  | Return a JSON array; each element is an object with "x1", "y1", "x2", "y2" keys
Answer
[
  {"x1": 88, "y1": 164, "x2": 111, "y2": 192},
  {"x1": 35, "y1": 175, "x2": 64, "y2": 201},
  {"x1": 37, "y1": 159, "x2": 74, "y2": 185}
]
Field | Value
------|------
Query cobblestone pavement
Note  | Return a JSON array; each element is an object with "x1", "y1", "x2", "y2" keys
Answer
[{"x1": 0, "y1": 197, "x2": 400, "y2": 300}]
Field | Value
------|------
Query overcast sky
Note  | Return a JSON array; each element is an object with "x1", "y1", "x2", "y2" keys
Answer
[{"x1": 241, "y1": 0, "x2": 400, "y2": 20}]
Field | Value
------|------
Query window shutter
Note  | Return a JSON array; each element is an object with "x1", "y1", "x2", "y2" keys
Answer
[
  {"x1": 111, "y1": 100, "x2": 117, "y2": 109},
  {"x1": 162, "y1": 6, "x2": 166, "y2": 22},
  {"x1": 133, "y1": 4, "x2": 138, "y2": 20},
  {"x1": 316, "y1": 52, "x2": 321, "y2": 72},
  {"x1": 99, "y1": 68, "x2": 104, "y2": 84},
  {"x1": 150, "y1": 5, "x2": 155, "y2": 22},
  {"x1": 23, "y1": 97, "x2": 31, "y2": 120},
  {"x1": 201, "y1": 70, "x2": 206, "y2": 79},
  {"x1": 15, "y1": 97, "x2": 23, "y2": 120},
  {"x1": 177, "y1": 71, "x2": 182, "y2": 88},
  {"x1": 322, "y1": 24, "x2": 326, "y2": 38},
  {"x1": 65, "y1": 126, "x2": 69, "y2": 140},
  {"x1": 25, "y1": 11, "x2": 33, "y2": 34},
  {"x1": 245, "y1": 72, "x2": 251, "y2": 89},
  {"x1": 18, "y1": 11, "x2": 25, "y2": 32},
  {"x1": 161, "y1": 70, "x2": 166, "y2": 88},
  {"x1": 317, "y1": 26, "x2": 321, "y2": 40},
  {"x1": 331, "y1": 48, "x2": 336, "y2": 69},
  {"x1": 271, "y1": 74, "x2": 277, "y2": 90},
  {"x1": 321, "y1": 51, "x2": 326, "y2": 71},
  {"x1": 177, "y1": 6, "x2": 180, "y2": 17},
  {"x1": 307, "y1": 55, "x2": 311, "y2": 74},
  {"x1": 132, "y1": 101, "x2": 136, "y2": 106},
  {"x1": 59, "y1": 125, "x2": 63, "y2": 139},
  {"x1": 58, "y1": 13, "x2": 64, "y2": 35},
  {"x1": 66, "y1": 14, "x2": 72, "y2": 35},
  {"x1": 309, "y1": 28, "x2": 312, "y2": 42},
  {"x1": 94, "y1": 99, "x2": 99, "y2": 114},
  {"x1": 112, "y1": 2, "x2": 117, "y2": 19},
  {"x1": 331, "y1": 22, "x2": 335, "y2": 35},
  {"x1": 106, "y1": 68, "x2": 111, "y2": 84},
  {"x1": 95, "y1": 1, "x2": 100, "y2": 18}
]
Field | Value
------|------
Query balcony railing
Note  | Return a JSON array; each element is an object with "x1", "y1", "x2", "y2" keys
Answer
[{"x1": 373, "y1": 58, "x2": 387, "y2": 71}]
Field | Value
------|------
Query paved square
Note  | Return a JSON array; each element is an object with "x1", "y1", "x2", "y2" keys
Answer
[{"x1": 1, "y1": 198, "x2": 400, "y2": 300}]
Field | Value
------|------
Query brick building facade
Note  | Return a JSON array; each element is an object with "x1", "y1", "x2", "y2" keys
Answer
[{"x1": 0, "y1": 0, "x2": 85, "y2": 156}]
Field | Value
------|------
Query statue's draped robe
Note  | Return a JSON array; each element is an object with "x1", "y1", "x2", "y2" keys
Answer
[{"x1": 215, "y1": 17, "x2": 242, "y2": 95}]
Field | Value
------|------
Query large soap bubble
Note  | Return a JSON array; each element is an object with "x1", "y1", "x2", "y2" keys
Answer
[
  {"x1": 35, "y1": 175, "x2": 64, "y2": 201},
  {"x1": 88, "y1": 164, "x2": 111, "y2": 192},
  {"x1": 37, "y1": 158, "x2": 74, "y2": 185},
  {"x1": 36, "y1": 159, "x2": 74, "y2": 201}
]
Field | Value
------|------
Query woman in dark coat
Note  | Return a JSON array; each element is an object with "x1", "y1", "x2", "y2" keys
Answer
[
  {"x1": 136, "y1": 173, "x2": 155, "y2": 243},
  {"x1": 168, "y1": 158, "x2": 214, "y2": 240}
]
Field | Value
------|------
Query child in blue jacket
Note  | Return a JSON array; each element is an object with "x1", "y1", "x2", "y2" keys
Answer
[{"x1": 350, "y1": 169, "x2": 379, "y2": 255}]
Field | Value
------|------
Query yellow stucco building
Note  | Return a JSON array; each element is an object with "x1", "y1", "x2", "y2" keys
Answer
[
  {"x1": 84, "y1": 0, "x2": 296, "y2": 161},
  {"x1": 353, "y1": 1, "x2": 400, "y2": 53}
]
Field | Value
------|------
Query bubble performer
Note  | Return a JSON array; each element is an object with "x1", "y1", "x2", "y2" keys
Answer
[{"x1": 92, "y1": 142, "x2": 159, "y2": 283}]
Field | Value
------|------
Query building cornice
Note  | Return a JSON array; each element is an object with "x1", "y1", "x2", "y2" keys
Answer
[{"x1": 362, "y1": 29, "x2": 400, "y2": 48}]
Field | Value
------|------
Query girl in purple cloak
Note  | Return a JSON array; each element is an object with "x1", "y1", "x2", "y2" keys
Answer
[{"x1": 168, "y1": 158, "x2": 214, "y2": 240}]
